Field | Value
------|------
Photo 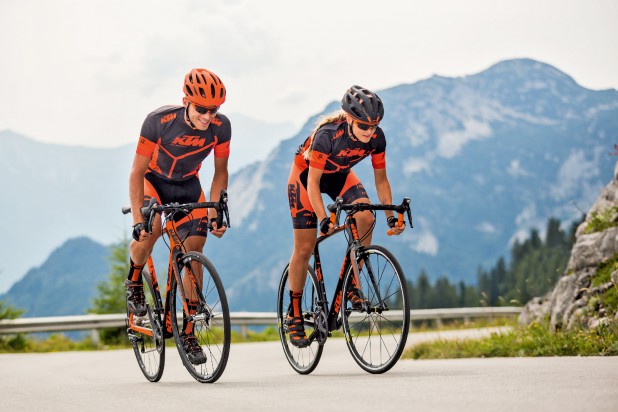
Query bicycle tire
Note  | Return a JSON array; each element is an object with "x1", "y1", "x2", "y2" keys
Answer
[
  {"x1": 342, "y1": 245, "x2": 410, "y2": 374},
  {"x1": 170, "y1": 252, "x2": 231, "y2": 383},
  {"x1": 277, "y1": 264, "x2": 324, "y2": 375},
  {"x1": 128, "y1": 269, "x2": 165, "y2": 382}
]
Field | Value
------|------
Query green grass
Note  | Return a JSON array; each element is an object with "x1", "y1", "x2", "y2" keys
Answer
[
  {"x1": 590, "y1": 255, "x2": 618, "y2": 317},
  {"x1": 585, "y1": 206, "x2": 618, "y2": 234},
  {"x1": 403, "y1": 320, "x2": 618, "y2": 359}
]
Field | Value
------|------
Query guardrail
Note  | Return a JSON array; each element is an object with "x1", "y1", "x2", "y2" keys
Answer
[{"x1": 0, "y1": 307, "x2": 522, "y2": 343}]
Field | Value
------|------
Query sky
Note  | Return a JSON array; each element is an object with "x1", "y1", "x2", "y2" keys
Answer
[{"x1": 1, "y1": 0, "x2": 617, "y2": 159}]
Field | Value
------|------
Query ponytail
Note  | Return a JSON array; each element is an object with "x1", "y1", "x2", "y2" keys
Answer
[{"x1": 303, "y1": 111, "x2": 347, "y2": 160}]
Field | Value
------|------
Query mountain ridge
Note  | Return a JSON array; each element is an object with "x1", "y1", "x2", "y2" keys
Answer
[{"x1": 1, "y1": 58, "x2": 616, "y2": 314}]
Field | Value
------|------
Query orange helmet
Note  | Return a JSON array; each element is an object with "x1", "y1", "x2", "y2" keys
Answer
[{"x1": 183, "y1": 68, "x2": 226, "y2": 107}]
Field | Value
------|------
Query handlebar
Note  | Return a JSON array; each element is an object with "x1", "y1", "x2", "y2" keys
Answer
[
  {"x1": 326, "y1": 197, "x2": 413, "y2": 236},
  {"x1": 121, "y1": 189, "x2": 231, "y2": 234}
]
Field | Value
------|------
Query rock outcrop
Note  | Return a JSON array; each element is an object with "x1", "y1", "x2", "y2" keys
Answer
[{"x1": 519, "y1": 161, "x2": 618, "y2": 330}]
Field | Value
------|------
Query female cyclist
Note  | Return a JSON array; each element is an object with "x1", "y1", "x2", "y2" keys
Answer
[
  {"x1": 286, "y1": 85, "x2": 405, "y2": 347},
  {"x1": 125, "y1": 68, "x2": 231, "y2": 364}
]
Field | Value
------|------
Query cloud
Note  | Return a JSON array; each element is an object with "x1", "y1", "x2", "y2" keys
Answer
[
  {"x1": 551, "y1": 148, "x2": 602, "y2": 200},
  {"x1": 476, "y1": 222, "x2": 498, "y2": 234},
  {"x1": 507, "y1": 159, "x2": 532, "y2": 177},
  {"x1": 410, "y1": 230, "x2": 439, "y2": 256},
  {"x1": 437, "y1": 118, "x2": 493, "y2": 158}
]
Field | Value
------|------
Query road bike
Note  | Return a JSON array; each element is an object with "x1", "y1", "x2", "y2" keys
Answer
[
  {"x1": 277, "y1": 197, "x2": 413, "y2": 374},
  {"x1": 121, "y1": 190, "x2": 231, "y2": 383}
]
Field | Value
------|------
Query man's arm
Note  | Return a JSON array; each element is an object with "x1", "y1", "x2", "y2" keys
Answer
[
  {"x1": 208, "y1": 156, "x2": 229, "y2": 237},
  {"x1": 129, "y1": 153, "x2": 151, "y2": 225}
]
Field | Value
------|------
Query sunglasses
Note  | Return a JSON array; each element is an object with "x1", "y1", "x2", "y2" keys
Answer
[
  {"x1": 193, "y1": 103, "x2": 219, "y2": 115},
  {"x1": 355, "y1": 120, "x2": 379, "y2": 131}
]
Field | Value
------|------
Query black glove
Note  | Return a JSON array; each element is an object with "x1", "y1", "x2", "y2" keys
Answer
[
  {"x1": 132, "y1": 222, "x2": 146, "y2": 241},
  {"x1": 319, "y1": 217, "x2": 332, "y2": 235},
  {"x1": 387, "y1": 216, "x2": 398, "y2": 228}
]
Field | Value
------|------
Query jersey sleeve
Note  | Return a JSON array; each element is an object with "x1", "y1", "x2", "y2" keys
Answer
[
  {"x1": 309, "y1": 129, "x2": 333, "y2": 170},
  {"x1": 371, "y1": 131, "x2": 387, "y2": 169},
  {"x1": 136, "y1": 113, "x2": 159, "y2": 158},
  {"x1": 214, "y1": 116, "x2": 232, "y2": 158}
]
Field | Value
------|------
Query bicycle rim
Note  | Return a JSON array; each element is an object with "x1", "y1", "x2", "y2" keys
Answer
[
  {"x1": 128, "y1": 269, "x2": 165, "y2": 382},
  {"x1": 170, "y1": 252, "x2": 231, "y2": 383},
  {"x1": 277, "y1": 264, "x2": 324, "y2": 374},
  {"x1": 342, "y1": 245, "x2": 410, "y2": 374}
]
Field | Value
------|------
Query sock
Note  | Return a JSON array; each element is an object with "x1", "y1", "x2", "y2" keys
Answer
[
  {"x1": 183, "y1": 300, "x2": 199, "y2": 335},
  {"x1": 290, "y1": 289, "x2": 303, "y2": 318},
  {"x1": 127, "y1": 259, "x2": 144, "y2": 282}
]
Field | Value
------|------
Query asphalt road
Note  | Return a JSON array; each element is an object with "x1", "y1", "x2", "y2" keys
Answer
[{"x1": 2, "y1": 328, "x2": 617, "y2": 411}]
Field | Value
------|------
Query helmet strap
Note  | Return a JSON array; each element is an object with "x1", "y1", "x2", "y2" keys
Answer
[
  {"x1": 184, "y1": 104, "x2": 198, "y2": 130},
  {"x1": 347, "y1": 121, "x2": 360, "y2": 142}
]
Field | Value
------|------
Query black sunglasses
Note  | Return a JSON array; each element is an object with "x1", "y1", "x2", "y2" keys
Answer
[
  {"x1": 193, "y1": 103, "x2": 219, "y2": 115},
  {"x1": 355, "y1": 120, "x2": 378, "y2": 131}
]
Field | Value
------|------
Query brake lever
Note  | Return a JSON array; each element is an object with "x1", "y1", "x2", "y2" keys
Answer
[{"x1": 404, "y1": 198, "x2": 413, "y2": 229}]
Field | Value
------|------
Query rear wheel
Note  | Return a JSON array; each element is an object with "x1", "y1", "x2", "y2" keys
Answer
[
  {"x1": 170, "y1": 252, "x2": 230, "y2": 383},
  {"x1": 277, "y1": 264, "x2": 324, "y2": 374},
  {"x1": 128, "y1": 269, "x2": 165, "y2": 382},
  {"x1": 342, "y1": 245, "x2": 410, "y2": 374}
]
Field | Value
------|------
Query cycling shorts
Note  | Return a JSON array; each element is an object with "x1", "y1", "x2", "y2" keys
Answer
[
  {"x1": 287, "y1": 164, "x2": 368, "y2": 229},
  {"x1": 143, "y1": 172, "x2": 209, "y2": 238}
]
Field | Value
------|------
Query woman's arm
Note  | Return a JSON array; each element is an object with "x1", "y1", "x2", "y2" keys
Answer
[{"x1": 374, "y1": 168, "x2": 404, "y2": 234}]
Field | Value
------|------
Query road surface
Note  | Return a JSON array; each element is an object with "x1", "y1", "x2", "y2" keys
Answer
[{"x1": 1, "y1": 328, "x2": 616, "y2": 411}]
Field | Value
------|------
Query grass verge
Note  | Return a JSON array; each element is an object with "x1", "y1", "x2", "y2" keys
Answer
[{"x1": 403, "y1": 320, "x2": 618, "y2": 359}]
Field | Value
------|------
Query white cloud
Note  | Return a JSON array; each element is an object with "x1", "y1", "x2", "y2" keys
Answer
[
  {"x1": 437, "y1": 119, "x2": 493, "y2": 158},
  {"x1": 476, "y1": 222, "x2": 498, "y2": 234},
  {"x1": 404, "y1": 158, "x2": 431, "y2": 176},
  {"x1": 507, "y1": 159, "x2": 532, "y2": 177},
  {"x1": 551, "y1": 148, "x2": 602, "y2": 200},
  {"x1": 410, "y1": 230, "x2": 439, "y2": 256}
]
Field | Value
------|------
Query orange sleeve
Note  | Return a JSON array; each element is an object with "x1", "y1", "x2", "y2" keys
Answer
[
  {"x1": 309, "y1": 150, "x2": 328, "y2": 170},
  {"x1": 214, "y1": 140, "x2": 230, "y2": 158},
  {"x1": 371, "y1": 152, "x2": 386, "y2": 169},
  {"x1": 136, "y1": 136, "x2": 156, "y2": 158}
]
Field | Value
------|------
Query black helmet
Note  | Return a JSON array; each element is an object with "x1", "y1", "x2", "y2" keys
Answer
[{"x1": 341, "y1": 85, "x2": 384, "y2": 124}]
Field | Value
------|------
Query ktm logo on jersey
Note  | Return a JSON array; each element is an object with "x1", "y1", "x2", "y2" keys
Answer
[
  {"x1": 336, "y1": 148, "x2": 368, "y2": 158},
  {"x1": 161, "y1": 113, "x2": 177, "y2": 124},
  {"x1": 171, "y1": 135, "x2": 206, "y2": 147}
]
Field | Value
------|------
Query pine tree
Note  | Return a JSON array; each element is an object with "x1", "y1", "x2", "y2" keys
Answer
[{"x1": 89, "y1": 236, "x2": 130, "y2": 344}]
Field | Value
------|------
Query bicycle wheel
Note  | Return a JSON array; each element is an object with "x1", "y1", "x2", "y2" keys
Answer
[
  {"x1": 170, "y1": 252, "x2": 231, "y2": 383},
  {"x1": 127, "y1": 268, "x2": 165, "y2": 382},
  {"x1": 342, "y1": 245, "x2": 410, "y2": 374},
  {"x1": 277, "y1": 264, "x2": 324, "y2": 374}
]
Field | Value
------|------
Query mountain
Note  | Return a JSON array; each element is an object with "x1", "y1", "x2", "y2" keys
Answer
[
  {"x1": 0, "y1": 113, "x2": 294, "y2": 294},
  {"x1": 1, "y1": 237, "x2": 110, "y2": 317},
  {"x1": 0, "y1": 133, "x2": 133, "y2": 294},
  {"x1": 1, "y1": 58, "x2": 617, "y2": 314},
  {"x1": 215, "y1": 58, "x2": 618, "y2": 310}
]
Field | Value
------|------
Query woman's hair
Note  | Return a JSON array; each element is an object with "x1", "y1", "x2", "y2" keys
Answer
[{"x1": 303, "y1": 111, "x2": 347, "y2": 160}]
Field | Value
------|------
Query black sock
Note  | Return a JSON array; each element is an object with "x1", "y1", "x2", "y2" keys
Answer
[{"x1": 127, "y1": 259, "x2": 144, "y2": 282}]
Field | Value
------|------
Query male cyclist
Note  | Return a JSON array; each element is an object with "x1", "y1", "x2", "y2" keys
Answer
[
  {"x1": 125, "y1": 68, "x2": 231, "y2": 364},
  {"x1": 286, "y1": 85, "x2": 405, "y2": 347}
]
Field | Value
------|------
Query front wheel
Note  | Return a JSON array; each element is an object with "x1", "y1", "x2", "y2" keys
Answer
[
  {"x1": 342, "y1": 245, "x2": 410, "y2": 374},
  {"x1": 127, "y1": 268, "x2": 165, "y2": 382},
  {"x1": 277, "y1": 264, "x2": 324, "y2": 374},
  {"x1": 170, "y1": 252, "x2": 231, "y2": 383}
]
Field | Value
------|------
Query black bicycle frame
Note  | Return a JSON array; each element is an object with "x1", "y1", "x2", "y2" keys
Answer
[
  {"x1": 309, "y1": 198, "x2": 412, "y2": 339},
  {"x1": 311, "y1": 214, "x2": 377, "y2": 333}
]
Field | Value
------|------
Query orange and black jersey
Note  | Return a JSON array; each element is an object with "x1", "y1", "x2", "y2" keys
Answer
[
  {"x1": 136, "y1": 105, "x2": 231, "y2": 181},
  {"x1": 293, "y1": 121, "x2": 386, "y2": 174}
]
